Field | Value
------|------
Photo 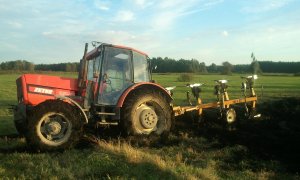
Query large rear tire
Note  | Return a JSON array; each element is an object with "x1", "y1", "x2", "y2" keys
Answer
[
  {"x1": 26, "y1": 100, "x2": 83, "y2": 151},
  {"x1": 122, "y1": 90, "x2": 172, "y2": 141}
]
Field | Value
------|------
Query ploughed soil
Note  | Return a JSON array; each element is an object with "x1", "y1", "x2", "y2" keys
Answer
[{"x1": 175, "y1": 97, "x2": 300, "y2": 173}]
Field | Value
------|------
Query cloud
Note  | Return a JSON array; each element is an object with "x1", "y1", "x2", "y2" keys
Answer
[
  {"x1": 132, "y1": 0, "x2": 154, "y2": 8},
  {"x1": 222, "y1": 30, "x2": 229, "y2": 37},
  {"x1": 241, "y1": 0, "x2": 293, "y2": 13},
  {"x1": 7, "y1": 21, "x2": 23, "y2": 29},
  {"x1": 42, "y1": 31, "x2": 52, "y2": 36},
  {"x1": 151, "y1": 0, "x2": 224, "y2": 31},
  {"x1": 158, "y1": 0, "x2": 187, "y2": 9},
  {"x1": 114, "y1": 10, "x2": 135, "y2": 22},
  {"x1": 151, "y1": 11, "x2": 177, "y2": 30},
  {"x1": 94, "y1": 0, "x2": 110, "y2": 11}
]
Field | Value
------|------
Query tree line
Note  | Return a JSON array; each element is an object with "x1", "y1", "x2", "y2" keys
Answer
[
  {"x1": 35, "y1": 63, "x2": 79, "y2": 72},
  {"x1": 0, "y1": 60, "x2": 79, "y2": 72},
  {"x1": 0, "y1": 60, "x2": 35, "y2": 71},
  {"x1": 1, "y1": 58, "x2": 300, "y2": 74}
]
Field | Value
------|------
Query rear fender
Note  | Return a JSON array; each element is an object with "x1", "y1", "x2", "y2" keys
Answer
[{"x1": 116, "y1": 82, "x2": 172, "y2": 107}]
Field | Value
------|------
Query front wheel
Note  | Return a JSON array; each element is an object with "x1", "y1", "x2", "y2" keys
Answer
[
  {"x1": 122, "y1": 90, "x2": 172, "y2": 140},
  {"x1": 26, "y1": 100, "x2": 83, "y2": 151}
]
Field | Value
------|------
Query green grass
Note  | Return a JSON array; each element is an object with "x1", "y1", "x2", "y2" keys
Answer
[
  {"x1": 0, "y1": 74, "x2": 20, "y2": 135},
  {"x1": 0, "y1": 72, "x2": 300, "y2": 179}
]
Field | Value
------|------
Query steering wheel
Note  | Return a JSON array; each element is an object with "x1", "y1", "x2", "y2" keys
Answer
[
  {"x1": 102, "y1": 73, "x2": 115, "y2": 92},
  {"x1": 103, "y1": 73, "x2": 111, "y2": 84}
]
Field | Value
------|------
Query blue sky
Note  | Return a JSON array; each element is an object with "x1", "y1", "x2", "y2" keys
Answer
[{"x1": 0, "y1": 0, "x2": 299, "y2": 65}]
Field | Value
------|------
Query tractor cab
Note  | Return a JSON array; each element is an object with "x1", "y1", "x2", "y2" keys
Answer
[{"x1": 80, "y1": 44, "x2": 150, "y2": 107}]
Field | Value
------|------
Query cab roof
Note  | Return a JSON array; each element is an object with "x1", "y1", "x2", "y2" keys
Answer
[{"x1": 85, "y1": 44, "x2": 148, "y2": 60}]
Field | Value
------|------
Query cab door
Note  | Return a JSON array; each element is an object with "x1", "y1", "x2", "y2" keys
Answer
[
  {"x1": 84, "y1": 54, "x2": 102, "y2": 108},
  {"x1": 97, "y1": 46, "x2": 133, "y2": 105}
]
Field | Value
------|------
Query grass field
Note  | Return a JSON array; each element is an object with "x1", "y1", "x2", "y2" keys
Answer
[
  {"x1": 153, "y1": 73, "x2": 300, "y2": 104},
  {"x1": 0, "y1": 72, "x2": 300, "y2": 179}
]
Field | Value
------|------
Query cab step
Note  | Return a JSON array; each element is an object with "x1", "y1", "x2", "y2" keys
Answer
[{"x1": 96, "y1": 112, "x2": 116, "y2": 116}]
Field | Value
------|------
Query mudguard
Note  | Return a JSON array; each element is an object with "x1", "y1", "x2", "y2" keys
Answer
[
  {"x1": 55, "y1": 95, "x2": 89, "y2": 124},
  {"x1": 116, "y1": 82, "x2": 172, "y2": 108}
]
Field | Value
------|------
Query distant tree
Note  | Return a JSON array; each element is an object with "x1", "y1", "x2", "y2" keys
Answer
[
  {"x1": 233, "y1": 64, "x2": 251, "y2": 73},
  {"x1": 25, "y1": 61, "x2": 35, "y2": 71},
  {"x1": 250, "y1": 52, "x2": 262, "y2": 74},
  {"x1": 221, "y1": 61, "x2": 233, "y2": 75},
  {"x1": 190, "y1": 59, "x2": 199, "y2": 73},
  {"x1": 65, "y1": 63, "x2": 72, "y2": 72},
  {"x1": 199, "y1": 62, "x2": 207, "y2": 73},
  {"x1": 208, "y1": 63, "x2": 218, "y2": 73}
]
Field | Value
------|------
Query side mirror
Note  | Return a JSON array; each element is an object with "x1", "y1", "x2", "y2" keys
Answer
[{"x1": 151, "y1": 65, "x2": 157, "y2": 72}]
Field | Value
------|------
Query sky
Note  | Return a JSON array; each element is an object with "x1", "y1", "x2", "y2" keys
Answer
[{"x1": 0, "y1": 0, "x2": 300, "y2": 65}]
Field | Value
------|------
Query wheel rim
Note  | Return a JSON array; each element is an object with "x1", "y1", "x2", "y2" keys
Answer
[
  {"x1": 133, "y1": 102, "x2": 165, "y2": 135},
  {"x1": 139, "y1": 105, "x2": 158, "y2": 129},
  {"x1": 37, "y1": 112, "x2": 72, "y2": 146},
  {"x1": 226, "y1": 109, "x2": 236, "y2": 124}
]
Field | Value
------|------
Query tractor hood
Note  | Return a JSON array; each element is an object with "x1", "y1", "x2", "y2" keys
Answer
[
  {"x1": 17, "y1": 74, "x2": 78, "y2": 105},
  {"x1": 23, "y1": 74, "x2": 78, "y2": 91}
]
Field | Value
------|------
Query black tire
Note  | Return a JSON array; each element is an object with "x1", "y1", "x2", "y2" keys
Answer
[
  {"x1": 26, "y1": 100, "x2": 83, "y2": 151},
  {"x1": 14, "y1": 120, "x2": 27, "y2": 137},
  {"x1": 122, "y1": 90, "x2": 172, "y2": 140},
  {"x1": 13, "y1": 104, "x2": 28, "y2": 137}
]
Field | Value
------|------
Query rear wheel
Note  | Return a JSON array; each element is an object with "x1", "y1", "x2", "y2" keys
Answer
[
  {"x1": 26, "y1": 100, "x2": 83, "y2": 151},
  {"x1": 122, "y1": 90, "x2": 172, "y2": 140}
]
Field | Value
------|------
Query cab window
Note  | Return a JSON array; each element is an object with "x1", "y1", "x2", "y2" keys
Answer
[
  {"x1": 133, "y1": 51, "x2": 149, "y2": 82},
  {"x1": 87, "y1": 59, "x2": 94, "y2": 81}
]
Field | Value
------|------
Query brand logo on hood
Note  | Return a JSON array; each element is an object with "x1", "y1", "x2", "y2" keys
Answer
[{"x1": 33, "y1": 87, "x2": 53, "y2": 95}]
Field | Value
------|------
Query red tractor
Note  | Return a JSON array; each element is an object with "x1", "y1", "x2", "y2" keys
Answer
[
  {"x1": 14, "y1": 43, "x2": 173, "y2": 151},
  {"x1": 14, "y1": 42, "x2": 260, "y2": 151}
]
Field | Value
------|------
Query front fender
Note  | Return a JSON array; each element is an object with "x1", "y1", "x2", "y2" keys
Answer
[
  {"x1": 13, "y1": 103, "x2": 27, "y2": 124},
  {"x1": 55, "y1": 95, "x2": 89, "y2": 124}
]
